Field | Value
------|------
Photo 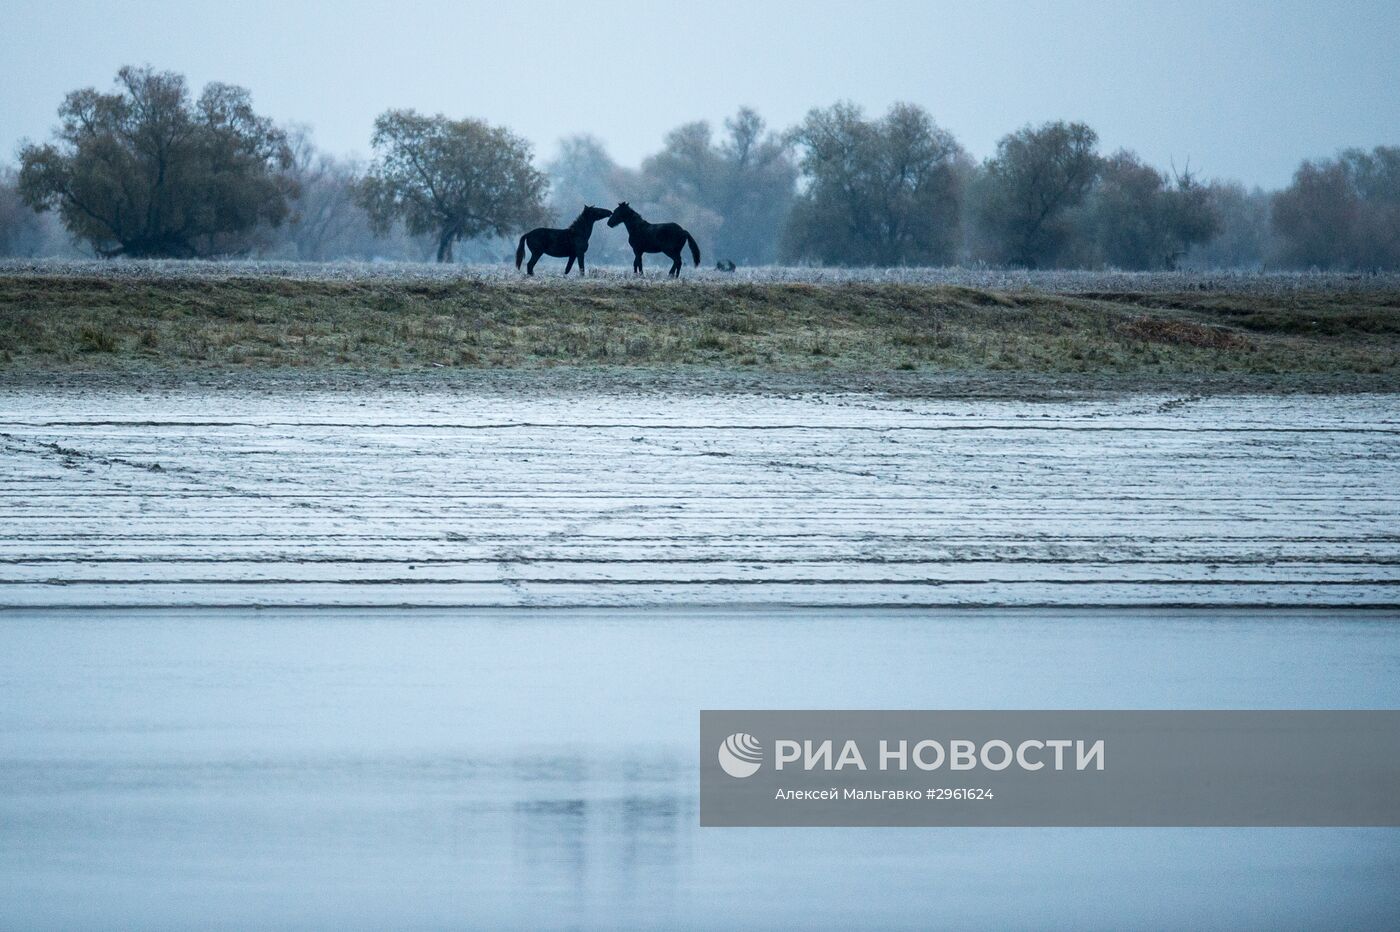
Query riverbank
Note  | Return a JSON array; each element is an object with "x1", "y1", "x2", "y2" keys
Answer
[{"x1": 2, "y1": 266, "x2": 1396, "y2": 390}]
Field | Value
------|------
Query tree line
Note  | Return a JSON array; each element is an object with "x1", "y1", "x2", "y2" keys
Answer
[{"x1": 3, "y1": 66, "x2": 1397, "y2": 270}]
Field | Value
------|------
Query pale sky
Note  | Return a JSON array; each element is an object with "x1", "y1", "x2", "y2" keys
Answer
[{"x1": 3, "y1": 0, "x2": 1396, "y2": 188}]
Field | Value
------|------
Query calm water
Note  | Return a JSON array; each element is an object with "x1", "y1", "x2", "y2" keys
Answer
[{"x1": 2, "y1": 608, "x2": 1398, "y2": 929}]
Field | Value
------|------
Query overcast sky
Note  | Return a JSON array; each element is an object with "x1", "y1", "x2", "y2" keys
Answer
[{"x1": 3, "y1": 0, "x2": 1396, "y2": 188}]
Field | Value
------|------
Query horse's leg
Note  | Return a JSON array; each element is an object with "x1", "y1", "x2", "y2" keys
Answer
[
  {"x1": 633, "y1": 250, "x2": 644, "y2": 275},
  {"x1": 564, "y1": 255, "x2": 575, "y2": 275},
  {"x1": 668, "y1": 250, "x2": 682, "y2": 277},
  {"x1": 578, "y1": 253, "x2": 586, "y2": 277},
  {"x1": 526, "y1": 250, "x2": 540, "y2": 276}
]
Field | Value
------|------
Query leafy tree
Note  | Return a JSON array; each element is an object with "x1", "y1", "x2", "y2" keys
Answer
[
  {"x1": 973, "y1": 121, "x2": 1100, "y2": 267},
  {"x1": 642, "y1": 108, "x2": 795, "y2": 265},
  {"x1": 784, "y1": 102, "x2": 966, "y2": 266},
  {"x1": 17, "y1": 66, "x2": 293, "y2": 258},
  {"x1": 360, "y1": 110, "x2": 547, "y2": 262},
  {"x1": 1272, "y1": 146, "x2": 1400, "y2": 270},
  {"x1": 1083, "y1": 151, "x2": 1218, "y2": 269}
]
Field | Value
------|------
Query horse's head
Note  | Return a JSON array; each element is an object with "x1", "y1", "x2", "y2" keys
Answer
[
  {"x1": 583, "y1": 205, "x2": 612, "y2": 225},
  {"x1": 607, "y1": 202, "x2": 636, "y2": 227}
]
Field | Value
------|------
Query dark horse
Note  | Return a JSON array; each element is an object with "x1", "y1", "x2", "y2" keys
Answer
[
  {"x1": 515, "y1": 205, "x2": 613, "y2": 276},
  {"x1": 607, "y1": 202, "x2": 701, "y2": 277}
]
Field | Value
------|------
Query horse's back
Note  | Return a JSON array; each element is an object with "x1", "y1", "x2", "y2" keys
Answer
[
  {"x1": 639, "y1": 222, "x2": 688, "y2": 247},
  {"x1": 527, "y1": 227, "x2": 572, "y2": 252}
]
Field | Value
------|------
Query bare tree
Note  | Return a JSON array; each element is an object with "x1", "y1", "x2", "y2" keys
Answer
[
  {"x1": 640, "y1": 108, "x2": 795, "y2": 265},
  {"x1": 1180, "y1": 181, "x2": 1273, "y2": 269},
  {"x1": 545, "y1": 135, "x2": 637, "y2": 264},
  {"x1": 271, "y1": 128, "x2": 373, "y2": 260},
  {"x1": 548, "y1": 135, "x2": 634, "y2": 214},
  {"x1": 0, "y1": 167, "x2": 46, "y2": 256}
]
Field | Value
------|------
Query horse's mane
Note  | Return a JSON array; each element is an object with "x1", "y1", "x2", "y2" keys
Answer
[{"x1": 568, "y1": 208, "x2": 595, "y2": 231}]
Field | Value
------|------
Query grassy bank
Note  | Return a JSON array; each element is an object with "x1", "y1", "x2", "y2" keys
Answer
[{"x1": 1, "y1": 274, "x2": 1397, "y2": 384}]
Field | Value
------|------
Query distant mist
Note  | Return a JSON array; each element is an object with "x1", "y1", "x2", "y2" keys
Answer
[{"x1": 3, "y1": 67, "x2": 1397, "y2": 270}]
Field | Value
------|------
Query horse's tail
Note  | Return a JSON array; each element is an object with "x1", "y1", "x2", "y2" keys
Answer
[
  {"x1": 515, "y1": 234, "x2": 528, "y2": 270},
  {"x1": 685, "y1": 231, "x2": 701, "y2": 267}
]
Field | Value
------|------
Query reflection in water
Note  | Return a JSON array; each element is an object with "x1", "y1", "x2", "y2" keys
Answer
[
  {"x1": 1, "y1": 608, "x2": 1398, "y2": 928},
  {"x1": 515, "y1": 797, "x2": 590, "y2": 911},
  {"x1": 510, "y1": 754, "x2": 691, "y2": 922}
]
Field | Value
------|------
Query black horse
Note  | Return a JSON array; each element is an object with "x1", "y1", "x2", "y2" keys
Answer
[
  {"x1": 607, "y1": 202, "x2": 701, "y2": 277},
  {"x1": 515, "y1": 205, "x2": 613, "y2": 276}
]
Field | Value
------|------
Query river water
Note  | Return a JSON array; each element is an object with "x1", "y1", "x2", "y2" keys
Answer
[{"x1": 2, "y1": 607, "x2": 1397, "y2": 929}]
